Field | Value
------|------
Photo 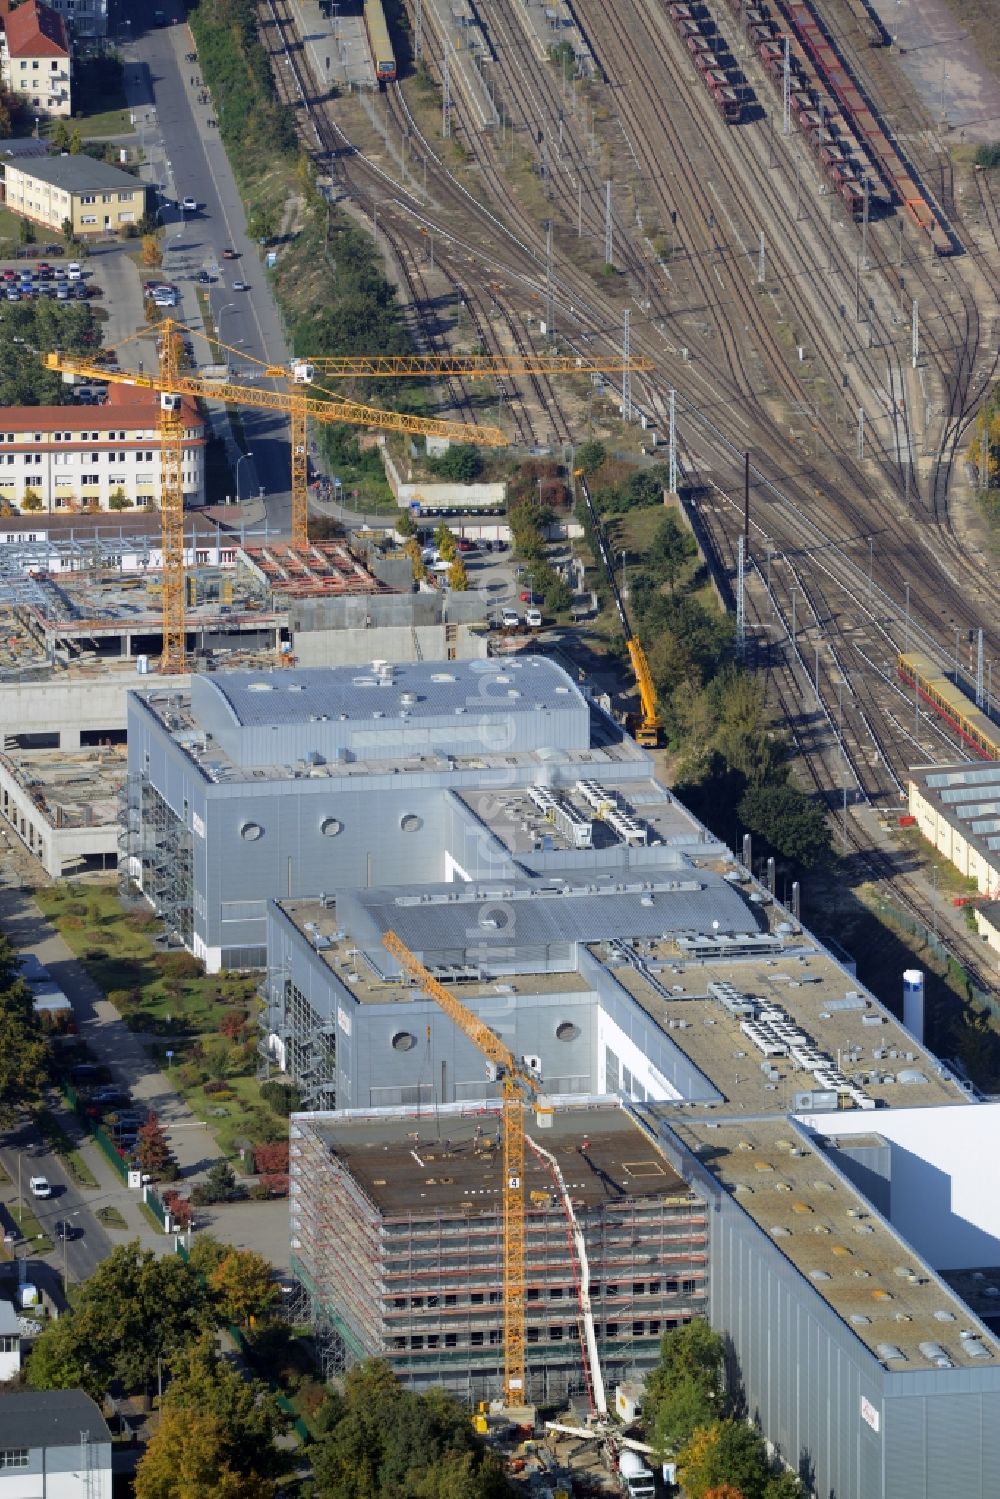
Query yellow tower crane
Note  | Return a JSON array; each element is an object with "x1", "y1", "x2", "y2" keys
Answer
[
  {"x1": 382, "y1": 929, "x2": 552, "y2": 1409},
  {"x1": 45, "y1": 325, "x2": 506, "y2": 674},
  {"x1": 279, "y1": 351, "x2": 653, "y2": 545}
]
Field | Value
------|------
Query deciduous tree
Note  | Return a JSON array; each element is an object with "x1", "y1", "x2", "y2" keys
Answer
[
  {"x1": 136, "y1": 1111, "x2": 177, "y2": 1179},
  {"x1": 0, "y1": 937, "x2": 49, "y2": 1129},
  {"x1": 209, "y1": 1247, "x2": 278, "y2": 1326},
  {"x1": 27, "y1": 1241, "x2": 214, "y2": 1397},
  {"x1": 135, "y1": 1406, "x2": 275, "y2": 1499}
]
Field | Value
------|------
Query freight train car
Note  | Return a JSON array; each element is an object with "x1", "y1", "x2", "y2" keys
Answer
[
  {"x1": 365, "y1": 0, "x2": 396, "y2": 82},
  {"x1": 898, "y1": 652, "x2": 1000, "y2": 760}
]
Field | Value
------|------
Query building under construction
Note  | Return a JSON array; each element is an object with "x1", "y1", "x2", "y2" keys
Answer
[{"x1": 290, "y1": 1098, "x2": 708, "y2": 1402}]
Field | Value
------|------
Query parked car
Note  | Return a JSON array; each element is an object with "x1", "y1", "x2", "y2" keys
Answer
[
  {"x1": 67, "y1": 261, "x2": 82, "y2": 281},
  {"x1": 53, "y1": 1220, "x2": 80, "y2": 1241},
  {"x1": 181, "y1": 196, "x2": 198, "y2": 212},
  {"x1": 1, "y1": 269, "x2": 16, "y2": 282},
  {"x1": 232, "y1": 279, "x2": 250, "y2": 292},
  {"x1": 526, "y1": 608, "x2": 543, "y2": 629},
  {"x1": 196, "y1": 269, "x2": 214, "y2": 284},
  {"x1": 56, "y1": 285, "x2": 69, "y2": 300},
  {"x1": 501, "y1": 608, "x2": 520, "y2": 629},
  {"x1": 29, "y1": 1175, "x2": 51, "y2": 1198},
  {"x1": 6, "y1": 289, "x2": 21, "y2": 302},
  {"x1": 222, "y1": 247, "x2": 238, "y2": 259}
]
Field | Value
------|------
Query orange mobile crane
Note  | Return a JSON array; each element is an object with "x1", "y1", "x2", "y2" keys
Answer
[
  {"x1": 576, "y1": 471, "x2": 662, "y2": 747},
  {"x1": 45, "y1": 325, "x2": 505, "y2": 673},
  {"x1": 382, "y1": 929, "x2": 553, "y2": 1409}
]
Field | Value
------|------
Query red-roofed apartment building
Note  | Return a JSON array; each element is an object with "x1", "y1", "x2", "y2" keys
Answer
[
  {"x1": 0, "y1": 0, "x2": 71, "y2": 117},
  {"x1": 0, "y1": 385, "x2": 205, "y2": 512}
]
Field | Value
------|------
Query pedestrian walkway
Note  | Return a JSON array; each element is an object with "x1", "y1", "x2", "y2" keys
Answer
[{"x1": 0, "y1": 869, "x2": 223, "y2": 1181}]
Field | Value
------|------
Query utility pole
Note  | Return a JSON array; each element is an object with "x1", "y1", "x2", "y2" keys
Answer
[
  {"x1": 857, "y1": 405, "x2": 865, "y2": 462},
  {"x1": 736, "y1": 534, "x2": 746, "y2": 651},
  {"x1": 757, "y1": 231, "x2": 765, "y2": 285},
  {"x1": 782, "y1": 37, "x2": 791, "y2": 135},
  {"x1": 862, "y1": 176, "x2": 870, "y2": 268},
  {"x1": 743, "y1": 450, "x2": 750, "y2": 551},
  {"x1": 668, "y1": 388, "x2": 678, "y2": 494},
  {"x1": 622, "y1": 309, "x2": 632, "y2": 423},
  {"x1": 545, "y1": 220, "x2": 554, "y2": 334},
  {"x1": 604, "y1": 179, "x2": 613, "y2": 267},
  {"x1": 977, "y1": 628, "x2": 985, "y2": 708},
  {"x1": 911, "y1": 299, "x2": 919, "y2": 368}
]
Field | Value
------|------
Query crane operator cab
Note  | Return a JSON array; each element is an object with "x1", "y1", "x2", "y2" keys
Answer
[{"x1": 290, "y1": 359, "x2": 316, "y2": 384}]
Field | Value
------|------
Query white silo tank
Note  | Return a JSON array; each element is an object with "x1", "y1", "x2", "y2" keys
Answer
[{"x1": 902, "y1": 969, "x2": 925, "y2": 1043}]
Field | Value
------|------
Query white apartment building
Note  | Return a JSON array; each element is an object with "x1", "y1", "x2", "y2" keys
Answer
[
  {"x1": 0, "y1": 0, "x2": 71, "y2": 117},
  {"x1": 0, "y1": 386, "x2": 205, "y2": 512}
]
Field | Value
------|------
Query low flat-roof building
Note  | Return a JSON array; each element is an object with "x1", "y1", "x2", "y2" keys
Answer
[
  {"x1": 2, "y1": 153, "x2": 148, "y2": 235},
  {"x1": 0, "y1": 745, "x2": 121, "y2": 876},
  {"x1": 908, "y1": 762, "x2": 1000, "y2": 896}
]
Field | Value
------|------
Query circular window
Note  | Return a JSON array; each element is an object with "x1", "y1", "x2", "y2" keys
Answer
[
  {"x1": 392, "y1": 1031, "x2": 417, "y2": 1053},
  {"x1": 240, "y1": 822, "x2": 263, "y2": 842},
  {"x1": 400, "y1": 814, "x2": 423, "y2": 833},
  {"x1": 556, "y1": 1021, "x2": 581, "y2": 1043},
  {"x1": 320, "y1": 818, "x2": 342, "y2": 838},
  {"x1": 479, "y1": 905, "x2": 510, "y2": 930}
]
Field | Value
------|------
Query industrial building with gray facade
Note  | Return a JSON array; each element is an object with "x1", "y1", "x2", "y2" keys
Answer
[{"x1": 127, "y1": 655, "x2": 1000, "y2": 1498}]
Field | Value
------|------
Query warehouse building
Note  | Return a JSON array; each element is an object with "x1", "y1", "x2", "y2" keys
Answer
[
  {"x1": 128, "y1": 654, "x2": 1000, "y2": 1494},
  {"x1": 124, "y1": 655, "x2": 687, "y2": 970},
  {"x1": 908, "y1": 762, "x2": 1000, "y2": 897}
]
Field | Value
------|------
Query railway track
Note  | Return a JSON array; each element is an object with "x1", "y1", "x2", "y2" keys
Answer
[{"x1": 256, "y1": 0, "x2": 1000, "y2": 985}]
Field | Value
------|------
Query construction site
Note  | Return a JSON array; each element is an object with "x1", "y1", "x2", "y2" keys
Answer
[{"x1": 290, "y1": 1099, "x2": 708, "y2": 1403}]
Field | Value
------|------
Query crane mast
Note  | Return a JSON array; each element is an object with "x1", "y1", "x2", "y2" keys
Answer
[{"x1": 382, "y1": 929, "x2": 551, "y2": 1406}]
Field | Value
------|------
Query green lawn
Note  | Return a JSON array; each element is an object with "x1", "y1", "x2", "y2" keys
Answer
[
  {"x1": 11, "y1": 1202, "x2": 53, "y2": 1256},
  {"x1": 36, "y1": 881, "x2": 281, "y2": 1163}
]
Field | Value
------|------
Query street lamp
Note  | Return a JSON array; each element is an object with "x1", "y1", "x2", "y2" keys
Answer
[
  {"x1": 215, "y1": 301, "x2": 236, "y2": 352},
  {"x1": 236, "y1": 452, "x2": 255, "y2": 503}
]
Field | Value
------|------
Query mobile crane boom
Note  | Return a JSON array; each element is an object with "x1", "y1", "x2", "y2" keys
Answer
[
  {"x1": 576, "y1": 473, "x2": 662, "y2": 747},
  {"x1": 382, "y1": 929, "x2": 552, "y2": 1407}
]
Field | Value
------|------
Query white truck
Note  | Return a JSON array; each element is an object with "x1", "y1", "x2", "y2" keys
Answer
[{"x1": 618, "y1": 1449, "x2": 656, "y2": 1498}]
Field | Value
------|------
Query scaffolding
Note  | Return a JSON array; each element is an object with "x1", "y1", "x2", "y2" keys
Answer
[
  {"x1": 289, "y1": 1109, "x2": 710, "y2": 1403},
  {"x1": 118, "y1": 771, "x2": 192, "y2": 945},
  {"x1": 257, "y1": 968, "x2": 337, "y2": 1111}
]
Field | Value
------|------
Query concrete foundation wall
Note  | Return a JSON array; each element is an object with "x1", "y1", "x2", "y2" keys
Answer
[
  {"x1": 291, "y1": 625, "x2": 487, "y2": 667},
  {"x1": 0, "y1": 672, "x2": 190, "y2": 749}
]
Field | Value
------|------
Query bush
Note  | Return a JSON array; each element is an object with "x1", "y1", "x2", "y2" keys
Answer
[
  {"x1": 253, "y1": 1141, "x2": 289, "y2": 1175},
  {"x1": 260, "y1": 1173, "x2": 288, "y2": 1197},
  {"x1": 260, "y1": 1080, "x2": 301, "y2": 1116},
  {"x1": 203, "y1": 1079, "x2": 233, "y2": 1097},
  {"x1": 155, "y1": 952, "x2": 203, "y2": 981},
  {"x1": 975, "y1": 142, "x2": 1000, "y2": 169},
  {"x1": 248, "y1": 1181, "x2": 272, "y2": 1201}
]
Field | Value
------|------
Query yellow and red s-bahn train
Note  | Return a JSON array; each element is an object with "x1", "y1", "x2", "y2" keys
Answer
[
  {"x1": 364, "y1": 0, "x2": 397, "y2": 82},
  {"x1": 897, "y1": 652, "x2": 1000, "y2": 760}
]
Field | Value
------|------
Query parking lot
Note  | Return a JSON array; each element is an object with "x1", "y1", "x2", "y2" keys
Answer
[{"x1": 0, "y1": 254, "x2": 99, "y2": 305}]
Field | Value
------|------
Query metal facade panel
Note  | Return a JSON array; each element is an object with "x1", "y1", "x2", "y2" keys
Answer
[{"x1": 926, "y1": 1394, "x2": 980, "y2": 1496}]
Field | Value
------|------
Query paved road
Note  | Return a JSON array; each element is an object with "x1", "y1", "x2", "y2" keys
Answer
[
  {"x1": 119, "y1": 1, "x2": 293, "y2": 520},
  {"x1": 0, "y1": 1123, "x2": 116, "y2": 1288}
]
